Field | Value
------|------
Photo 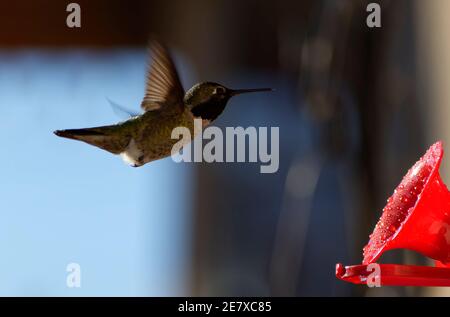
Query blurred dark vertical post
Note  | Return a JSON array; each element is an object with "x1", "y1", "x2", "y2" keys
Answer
[
  {"x1": 415, "y1": 0, "x2": 450, "y2": 297},
  {"x1": 186, "y1": 0, "x2": 427, "y2": 296}
]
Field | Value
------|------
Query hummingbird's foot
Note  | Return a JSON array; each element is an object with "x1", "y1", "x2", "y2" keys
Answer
[{"x1": 131, "y1": 155, "x2": 145, "y2": 168}]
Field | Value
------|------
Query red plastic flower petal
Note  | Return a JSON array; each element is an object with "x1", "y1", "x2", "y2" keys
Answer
[{"x1": 363, "y1": 141, "x2": 444, "y2": 264}]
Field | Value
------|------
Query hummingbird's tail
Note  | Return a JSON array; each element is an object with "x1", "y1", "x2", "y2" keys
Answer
[
  {"x1": 54, "y1": 128, "x2": 104, "y2": 139},
  {"x1": 54, "y1": 127, "x2": 128, "y2": 154}
]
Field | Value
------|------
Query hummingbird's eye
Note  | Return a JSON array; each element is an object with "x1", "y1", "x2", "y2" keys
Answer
[{"x1": 214, "y1": 87, "x2": 226, "y2": 95}]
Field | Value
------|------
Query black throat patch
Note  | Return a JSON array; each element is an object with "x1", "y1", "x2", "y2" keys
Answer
[{"x1": 190, "y1": 98, "x2": 229, "y2": 122}]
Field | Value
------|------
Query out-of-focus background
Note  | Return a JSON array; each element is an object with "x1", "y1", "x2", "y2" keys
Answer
[{"x1": 0, "y1": 0, "x2": 449, "y2": 296}]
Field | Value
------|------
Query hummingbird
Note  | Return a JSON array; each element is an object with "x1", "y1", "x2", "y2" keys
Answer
[{"x1": 54, "y1": 41, "x2": 272, "y2": 167}]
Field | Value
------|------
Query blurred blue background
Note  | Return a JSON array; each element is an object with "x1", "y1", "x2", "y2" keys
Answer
[{"x1": 0, "y1": 51, "x2": 193, "y2": 295}]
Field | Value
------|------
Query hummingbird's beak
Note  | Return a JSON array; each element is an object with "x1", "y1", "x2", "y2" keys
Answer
[{"x1": 229, "y1": 88, "x2": 273, "y2": 96}]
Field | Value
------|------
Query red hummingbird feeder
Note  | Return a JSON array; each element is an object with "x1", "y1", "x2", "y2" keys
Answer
[{"x1": 336, "y1": 141, "x2": 450, "y2": 286}]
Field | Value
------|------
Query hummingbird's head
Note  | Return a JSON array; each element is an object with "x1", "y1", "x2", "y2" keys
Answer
[{"x1": 184, "y1": 82, "x2": 272, "y2": 122}]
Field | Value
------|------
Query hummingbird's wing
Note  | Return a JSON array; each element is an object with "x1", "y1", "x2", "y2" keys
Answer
[
  {"x1": 141, "y1": 41, "x2": 185, "y2": 112},
  {"x1": 107, "y1": 97, "x2": 140, "y2": 118}
]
